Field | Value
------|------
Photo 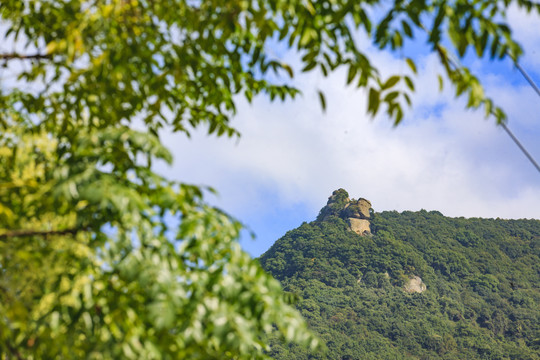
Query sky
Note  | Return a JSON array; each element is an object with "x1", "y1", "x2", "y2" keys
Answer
[
  {"x1": 2, "y1": 6, "x2": 539, "y2": 258},
  {"x1": 155, "y1": 5, "x2": 540, "y2": 257}
]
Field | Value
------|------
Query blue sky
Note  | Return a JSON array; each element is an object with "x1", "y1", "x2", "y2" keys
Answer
[
  {"x1": 156, "y1": 5, "x2": 540, "y2": 257},
  {"x1": 2, "y1": 5, "x2": 538, "y2": 259}
]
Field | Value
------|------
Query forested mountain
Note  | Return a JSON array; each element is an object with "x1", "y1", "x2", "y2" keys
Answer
[{"x1": 259, "y1": 190, "x2": 540, "y2": 359}]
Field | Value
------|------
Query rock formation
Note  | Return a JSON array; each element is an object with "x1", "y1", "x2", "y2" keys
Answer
[
  {"x1": 317, "y1": 189, "x2": 373, "y2": 235},
  {"x1": 342, "y1": 198, "x2": 371, "y2": 220},
  {"x1": 348, "y1": 218, "x2": 371, "y2": 235},
  {"x1": 404, "y1": 276, "x2": 427, "y2": 293}
]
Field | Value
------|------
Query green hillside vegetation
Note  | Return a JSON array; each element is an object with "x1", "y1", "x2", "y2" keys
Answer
[{"x1": 259, "y1": 190, "x2": 540, "y2": 359}]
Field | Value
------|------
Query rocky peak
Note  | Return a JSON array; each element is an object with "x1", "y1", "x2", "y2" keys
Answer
[
  {"x1": 343, "y1": 198, "x2": 372, "y2": 220},
  {"x1": 317, "y1": 189, "x2": 373, "y2": 235}
]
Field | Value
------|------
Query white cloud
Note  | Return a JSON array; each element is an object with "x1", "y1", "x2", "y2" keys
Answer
[
  {"x1": 159, "y1": 44, "x2": 540, "y2": 227},
  {"x1": 2, "y1": 13, "x2": 538, "y2": 257},
  {"x1": 507, "y1": 5, "x2": 540, "y2": 71}
]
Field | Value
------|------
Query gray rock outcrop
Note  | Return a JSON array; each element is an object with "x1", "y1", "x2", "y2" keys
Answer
[{"x1": 404, "y1": 276, "x2": 427, "y2": 293}]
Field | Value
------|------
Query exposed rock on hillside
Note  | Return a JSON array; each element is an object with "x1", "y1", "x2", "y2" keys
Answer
[
  {"x1": 317, "y1": 189, "x2": 372, "y2": 235},
  {"x1": 404, "y1": 276, "x2": 427, "y2": 293},
  {"x1": 343, "y1": 198, "x2": 371, "y2": 220},
  {"x1": 348, "y1": 218, "x2": 371, "y2": 235},
  {"x1": 317, "y1": 189, "x2": 350, "y2": 221}
]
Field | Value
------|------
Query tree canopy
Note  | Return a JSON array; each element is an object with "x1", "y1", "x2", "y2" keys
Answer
[
  {"x1": 260, "y1": 207, "x2": 540, "y2": 359},
  {"x1": 1, "y1": 0, "x2": 539, "y2": 358}
]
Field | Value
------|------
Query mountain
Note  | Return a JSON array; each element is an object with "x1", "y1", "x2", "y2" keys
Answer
[{"x1": 259, "y1": 189, "x2": 540, "y2": 359}]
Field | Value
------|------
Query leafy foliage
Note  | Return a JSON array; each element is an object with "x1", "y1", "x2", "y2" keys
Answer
[
  {"x1": 0, "y1": 125, "x2": 318, "y2": 358},
  {"x1": 2, "y1": 0, "x2": 539, "y2": 130},
  {"x1": 316, "y1": 188, "x2": 351, "y2": 221},
  {"x1": 260, "y1": 210, "x2": 540, "y2": 359}
]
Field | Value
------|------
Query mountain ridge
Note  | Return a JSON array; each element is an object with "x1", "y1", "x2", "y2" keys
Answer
[{"x1": 260, "y1": 190, "x2": 540, "y2": 359}]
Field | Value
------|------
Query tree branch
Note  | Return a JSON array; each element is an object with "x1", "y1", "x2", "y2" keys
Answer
[
  {"x1": 0, "y1": 53, "x2": 50, "y2": 61},
  {"x1": 6, "y1": 343, "x2": 24, "y2": 360},
  {"x1": 0, "y1": 227, "x2": 86, "y2": 240}
]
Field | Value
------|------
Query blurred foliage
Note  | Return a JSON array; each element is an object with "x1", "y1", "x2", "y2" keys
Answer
[
  {"x1": 0, "y1": 125, "x2": 318, "y2": 358},
  {"x1": 1, "y1": 0, "x2": 540, "y2": 358},
  {"x1": 260, "y1": 210, "x2": 540, "y2": 359}
]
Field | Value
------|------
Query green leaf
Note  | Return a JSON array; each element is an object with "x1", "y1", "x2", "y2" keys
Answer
[
  {"x1": 391, "y1": 31, "x2": 403, "y2": 49},
  {"x1": 367, "y1": 87, "x2": 380, "y2": 115},
  {"x1": 318, "y1": 90, "x2": 327, "y2": 112},
  {"x1": 302, "y1": 61, "x2": 317, "y2": 72},
  {"x1": 405, "y1": 58, "x2": 417, "y2": 74},
  {"x1": 403, "y1": 92, "x2": 412, "y2": 107},
  {"x1": 382, "y1": 76, "x2": 400, "y2": 90},
  {"x1": 305, "y1": 1, "x2": 316, "y2": 15},
  {"x1": 282, "y1": 63, "x2": 294, "y2": 78},
  {"x1": 484, "y1": 99, "x2": 493, "y2": 118},
  {"x1": 347, "y1": 65, "x2": 358, "y2": 85},
  {"x1": 404, "y1": 76, "x2": 415, "y2": 91},
  {"x1": 476, "y1": 31, "x2": 489, "y2": 57},
  {"x1": 320, "y1": 63, "x2": 328, "y2": 77},
  {"x1": 401, "y1": 20, "x2": 413, "y2": 38},
  {"x1": 394, "y1": 106, "x2": 404, "y2": 125},
  {"x1": 384, "y1": 91, "x2": 399, "y2": 102}
]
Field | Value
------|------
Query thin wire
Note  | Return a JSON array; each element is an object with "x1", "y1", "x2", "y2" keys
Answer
[
  {"x1": 514, "y1": 60, "x2": 540, "y2": 98},
  {"x1": 500, "y1": 122, "x2": 540, "y2": 173},
  {"x1": 418, "y1": 21, "x2": 540, "y2": 174},
  {"x1": 447, "y1": 53, "x2": 540, "y2": 174},
  {"x1": 442, "y1": 46, "x2": 540, "y2": 174},
  {"x1": 508, "y1": 58, "x2": 540, "y2": 173}
]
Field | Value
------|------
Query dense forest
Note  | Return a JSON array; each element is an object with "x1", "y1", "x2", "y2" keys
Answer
[{"x1": 259, "y1": 190, "x2": 540, "y2": 359}]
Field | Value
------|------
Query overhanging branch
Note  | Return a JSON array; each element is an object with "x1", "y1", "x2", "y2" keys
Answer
[
  {"x1": 0, "y1": 53, "x2": 50, "y2": 61},
  {"x1": 0, "y1": 227, "x2": 86, "y2": 240}
]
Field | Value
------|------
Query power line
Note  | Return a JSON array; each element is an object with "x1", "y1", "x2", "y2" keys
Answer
[
  {"x1": 444, "y1": 51, "x2": 540, "y2": 174},
  {"x1": 500, "y1": 122, "x2": 540, "y2": 173},
  {"x1": 513, "y1": 60, "x2": 540, "y2": 98},
  {"x1": 419, "y1": 22, "x2": 540, "y2": 175},
  {"x1": 510, "y1": 59, "x2": 540, "y2": 174}
]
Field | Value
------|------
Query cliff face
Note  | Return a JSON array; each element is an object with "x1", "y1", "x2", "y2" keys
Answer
[
  {"x1": 348, "y1": 218, "x2": 371, "y2": 235},
  {"x1": 317, "y1": 189, "x2": 372, "y2": 235}
]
